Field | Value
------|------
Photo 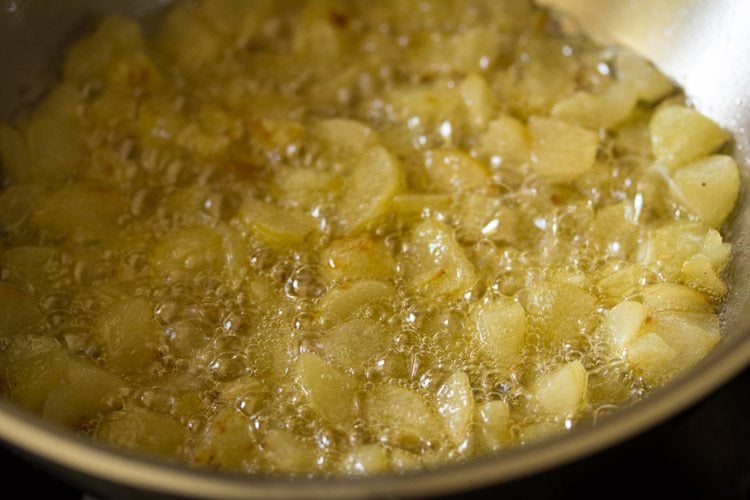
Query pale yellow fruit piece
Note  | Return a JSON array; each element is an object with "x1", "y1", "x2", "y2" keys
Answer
[
  {"x1": 364, "y1": 383, "x2": 445, "y2": 452},
  {"x1": 515, "y1": 37, "x2": 577, "y2": 116},
  {"x1": 650, "y1": 106, "x2": 729, "y2": 169},
  {"x1": 93, "y1": 298, "x2": 162, "y2": 376},
  {"x1": 425, "y1": 149, "x2": 490, "y2": 193},
  {"x1": 320, "y1": 318, "x2": 391, "y2": 373},
  {"x1": 21, "y1": 85, "x2": 86, "y2": 181},
  {"x1": 0, "y1": 336, "x2": 68, "y2": 412},
  {"x1": 0, "y1": 124, "x2": 32, "y2": 183},
  {"x1": 588, "y1": 201, "x2": 639, "y2": 258},
  {"x1": 320, "y1": 236, "x2": 396, "y2": 285},
  {"x1": 471, "y1": 296, "x2": 527, "y2": 369},
  {"x1": 390, "y1": 448, "x2": 422, "y2": 471},
  {"x1": 96, "y1": 407, "x2": 186, "y2": 458},
  {"x1": 412, "y1": 27, "x2": 497, "y2": 75},
  {"x1": 475, "y1": 400, "x2": 512, "y2": 452},
  {"x1": 639, "y1": 221, "x2": 710, "y2": 278},
  {"x1": 197, "y1": 0, "x2": 274, "y2": 47},
  {"x1": 641, "y1": 283, "x2": 712, "y2": 313},
  {"x1": 648, "y1": 311, "x2": 721, "y2": 372},
  {"x1": 31, "y1": 183, "x2": 125, "y2": 243},
  {"x1": 218, "y1": 375, "x2": 267, "y2": 414},
  {"x1": 152, "y1": 226, "x2": 226, "y2": 280},
  {"x1": 273, "y1": 166, "x2": 339, "y2": 209},
  {"x1": 156, "y1": 3, "x2": 222, "y2": 73},
  {"x1": 478, "y1": 115, "x2": 530, "y2": 167},
  {"x1": 436, "y1": 370, "x2": 474, "y2": 448},
  {"x1": 626, "y1": 333, "x2": 678, "y2": 386},
  {"x1": 318, "y1": 280, "x2": 397, "y2": 327},
  {"x1": 1, "y1": 246, "x2": 60, "y2": 291},
  {"x1": 0, "y1": 282, "x2": 40, "y2": 337},
  {"x1": 293, "y1": 352, "x2": 358, "y2": 429},
  {"x1": 264, "y1": 429, "x2": 319, "y2": 474},
  {"x1": 237, "y1": 198, "x2": 317, "y2": 249},
  {"x1": 531, "y1": 361, "x2": 588, "y2": 418},
  {"x1": 454, "y1": 193, "x2": 518, "y2": 243},
  {"x1": 42, "y1": 357, "x2": 123, "y2": 426},
  {"x1": 387, "y1": 84, "x2": 464, "y2": 125},
  {"x1": 191, "y1": 407, "x2": 260, "y2": 469},
  {"x1": 616, "y1": 51, "x2": 675, "y2": 103},
  {"x1": 312, "y1": 118, "x2": 378, "y2": 155},
  {"x1": 682, "y1": 257, "x2": 727, "y2": 299},
  {"x1": 389, "y1": 193, "x2": 453, "y2": 220},
  {"x1": 529, "y1": 117, "x2": 598, "y2": 183},
  {"x1": 523, "y1": 282, "x2": 599, "y2": 346},
  {"x1": 64, "y1": 15, "x2": 145, "y2": 81},
  {"x1": 339, "y1": 444, "x2": 390, "y2": 475},
  {"x1": 671, "y1": 155, "x2": 739, "y2": 228},
  {"x1": 596, "y1": 262, "x2": 644, "y2": 303},
  {"x1": 459, "y1": 72, "x2": 496, "y2": 131},
  {"x1": 404, "y1": 219, "x2": 477, "y2": 298},
  {"x1": 696, "y1": 229, "x2": 732, "y2": 271},
  {"x1": 551, "y1": 82, "x2": 637, "y2": 130},
  {"x1": 338, "y1": 146, "x2": 403, "y2": 234},
  {"x1": 606, "y1": 300, "x2": 648, "y2": 354}
]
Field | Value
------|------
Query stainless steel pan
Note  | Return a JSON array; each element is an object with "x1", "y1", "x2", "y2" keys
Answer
[{"x1": 0, "y1": 0, "x2": 749, "y2": 497}]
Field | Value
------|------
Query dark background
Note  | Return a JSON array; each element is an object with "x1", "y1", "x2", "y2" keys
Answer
[{"x1": 2, "y1": 367, "x2": 748, "y2": 499}]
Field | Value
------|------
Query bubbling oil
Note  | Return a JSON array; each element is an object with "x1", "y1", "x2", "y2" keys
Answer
[{"x1": 0, "y1": 0, "x2": 736, "y2": 476}]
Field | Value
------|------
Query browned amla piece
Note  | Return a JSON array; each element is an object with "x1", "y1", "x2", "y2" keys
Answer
[{"x1": 0, "y1": 0, "x2": 739, "y2": 475}]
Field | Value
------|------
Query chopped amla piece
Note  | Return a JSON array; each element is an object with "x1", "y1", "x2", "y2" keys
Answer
[
  {"x1": 436, "y1": 370, "x2": 474, "y2": 448},
  {"x1": 0, "y1": 336, "x2": 69, "y2": 412},
  {"x1": 606, "y1": 300, "x2": 648, "y2": 355},
  {"x1": 528, "y1": 116, "x2": 598, "y2": 183},
  {"x1": 477, "y1": 115, "x2": 530, "y2": 167},
  {"x1": 320, "y1": 318, "x2": 392, "y2": 373},
  {"x1": 338, "y1": 145, "x2": 403, "y2": 234},
  {"x1": 96, "y1": 406, "x2": 186, "y2": 458},
  {"x1": 403, "y1": 219, "x2": 477, "y2": 298},
  {"x1": 320, "y1": 236, "x2": 397, "y2": 284},
  {"x1": 318, "y1": 280, "x2": 398, "y2": 327},
  {"x1": 459, "y1": 72, "x2": 496, "y2": 132},
  {"x1": 615, "y1": 51, "x2": 675, "y2": 104},
  {"x1": 93, "y1": 298, "x2": 162, "y2": 376},
  {"x1": 531, "y1": 361, "x2": 588, "y2": 418},
  {"x1": 364, "y1": 383, "x2": 446, "y2": 452},
  {"x1": 670, "y1": 155, "x2": 740, "y2": 228},
  {"x1": 292, "y1": 352, "x2": 358, "y2": 429},
  {"x1": 312, "y1": 118, "x2": 378, "y2": 155},
  {"x1": 191, "y1": 407, "x2": 261, "y2": 469},
  {"x1": 650, "y1": 105, "x2": 730, "y2": 169},
  {"x1": 641, "y1": 283, "x2": 712, "y2": 313},
  {"x1": 475, "y1": 400, "x2": 512, "y2": 452},
  {"x1": 471, "y1": 296, "x2": 527, "y2": 369},
  {"x1": 523, "y1": 282, "x2": 599, "y2": 346},
  {"x1": 237, "y1": 198, "x2": 317, "y2": 249},
  {"x1": 424, "y1": 148, "x2": 491, "y2": 193},
  {"x1": 626, "y1": 333, "x2": 678, "y2": 386},
  {"x1": 339, "y1": 444, "x2": 390, "y2": 475},
  {"x1": 551, "y1": 82, "x2": 637, "y2": 130},
  {"x1": 30, "y1": 183, "x2": 125, "y2": 243},
  {"x1": 152, "y1": 226, "x2": 227, "y2": 279},
  {"x1": 264, "y1": 429, "x2": 320, "y2": 474},
  {"x1": 41, "y1": 357, "x2": 123, "y2": 426}
]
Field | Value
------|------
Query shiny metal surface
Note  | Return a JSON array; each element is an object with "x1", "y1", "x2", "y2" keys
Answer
[{"x1": 0, "y1": 1, "x2": 749, "y2": 498}]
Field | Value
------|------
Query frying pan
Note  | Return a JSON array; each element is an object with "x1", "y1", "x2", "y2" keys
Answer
[{"x1": 0, "y1": 0, "x2": 749, "y2": 497}]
